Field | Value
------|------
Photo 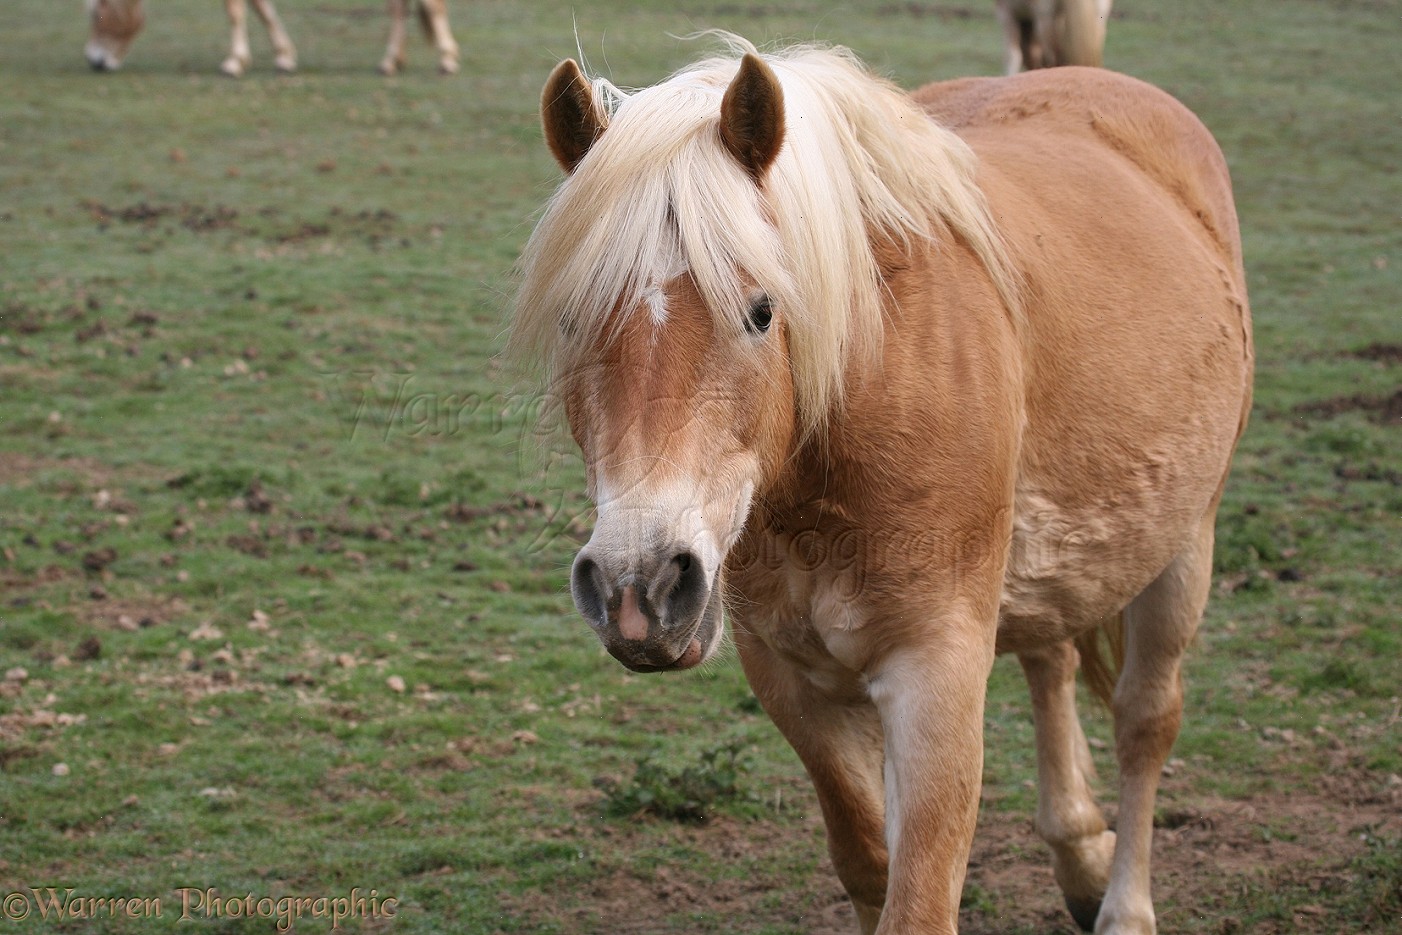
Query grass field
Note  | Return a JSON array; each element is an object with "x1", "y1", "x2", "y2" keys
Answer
[{"x1": 1, "y1": 1, "x2": 1398, "y2": 932}]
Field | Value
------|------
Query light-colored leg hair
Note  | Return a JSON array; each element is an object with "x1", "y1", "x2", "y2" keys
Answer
[
  {"x1": 736, "y1": 631, "x2": 888, "y2": 934},
  {"x1": 222, "y1": 0, "x2": 295, "y2": 75},
  {"x1": 419, "y1": 0, "x2": 460, "y2": 75},
  {"x1": 994, "y1": 0, "x2": 1027, "y2": 75},
  {"x1": 383, "y1": 0, "x2": 460, "y2": 76},
  {"x1": 1020, "y1": 641, "x2": 1116, "y2": 931},
  {"x1": 222, "y1": 0, "x2": 251, "y2": 76},
  {"x1": 1096, "y1": 518, "x2": 1216, "y2": 934},
  {"x1": 1032, "y1": 0, "x2": 1060, "y2": 67},
  {"x1": 248, "y1": 0, "x2": 297, "y2": 72},
  {"x1": 866, "y1": 632, "x2": 993, "y2": 934},
  {"x1": 380, "y1": 0, "x2": 409, "y2": 75}
]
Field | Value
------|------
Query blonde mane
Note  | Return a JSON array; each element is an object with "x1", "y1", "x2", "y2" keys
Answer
[{"x1": 513, "y1": 36, "x2": 1020, "y2": 435}]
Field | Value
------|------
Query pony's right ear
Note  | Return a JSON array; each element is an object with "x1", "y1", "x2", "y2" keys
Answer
[{"x1": 542, "y1": 59, "x2": 607, "y2": 174}]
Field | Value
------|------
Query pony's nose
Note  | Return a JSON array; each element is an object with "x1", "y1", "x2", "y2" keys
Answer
[
  {"x1": 570, "y1": 549, "x2": 705, "y2": 630},
  {"x1": 570, "y1": 547, "x2": 710, "y2": 669}
]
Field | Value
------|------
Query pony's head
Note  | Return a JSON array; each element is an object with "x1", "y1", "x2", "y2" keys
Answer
[
  {"x1": 86, "y1": 0, "x2": 145, "y2": 71},
  {"x1": 513, "y1": 37, "x2": 1014, "y2": 672}
]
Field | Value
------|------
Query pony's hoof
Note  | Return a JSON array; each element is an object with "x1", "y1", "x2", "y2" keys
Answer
[
  {"x1": 379, "y1": 57, "x2": 402, "y2": 76},
  {"x1": 438, "y1": 56, "x2": 459, "y2": 75},
  {"x1": 1065, "y1": 895, "x2": 1102, "y2": 933},
  {"x1": 220, "y1": 56, "x2": 246, "y2": 77},
  {"x1": 274, "y1": 55, "x2": 297, "y2": 73}
]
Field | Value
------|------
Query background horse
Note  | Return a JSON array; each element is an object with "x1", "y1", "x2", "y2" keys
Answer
[
  {"x1": 515, "y1": 36, "x2": 1251, "y2": 935},
  {"x1": 996, "y1": 0, "x2": 1113, "y2": 73},
  {"x1": 85, "y1": 0, "x2": 459, "y2": 76}
]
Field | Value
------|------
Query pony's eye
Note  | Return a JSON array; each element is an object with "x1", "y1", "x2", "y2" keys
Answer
[{"x1": 746, "y1": 296, "x2": 773, "y2": 335}]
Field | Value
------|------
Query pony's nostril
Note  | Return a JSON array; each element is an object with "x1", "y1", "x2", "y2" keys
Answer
[
  {"x1": 663, "y1": 550, "x2": 707, "y2": 627},
  {"x1": 570, "y1": 555, "x2": 608, "y2": 629}
]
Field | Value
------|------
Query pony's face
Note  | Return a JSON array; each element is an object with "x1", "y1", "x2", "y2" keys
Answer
[
  {"x1": 537, "y1": 56, "x2": 795, "y2": 673},
  {"x1": 559, "y1": 274, "x2": 795, "y2": 673},
  {"x1": 86, "y1": 0, "x2": 145, "y2": 71}
]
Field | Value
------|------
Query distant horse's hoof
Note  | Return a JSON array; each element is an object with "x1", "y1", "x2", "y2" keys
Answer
[
  {"x1": 380, "y1": 57, "x2": 402, "y2": 76},
  {"x1": 220, "y1": 56, "x2": 246, "y2": 77},
  {"x1": 274, "y1": 55, "x2": 297, "y2": 74},
  {"x1": 438, "y1": 56, "x2": 459, "y2": 75},
  {"x1": 1065, "y1": 895, "x2": 1102, "y2": 933}
]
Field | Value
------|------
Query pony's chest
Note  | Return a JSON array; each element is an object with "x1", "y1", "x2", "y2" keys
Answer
[{"x1": 730, "y1": 533, "x2": 876, "y2": 686}]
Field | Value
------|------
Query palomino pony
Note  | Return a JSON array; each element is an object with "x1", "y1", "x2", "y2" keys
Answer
[
  {"x1": 996, "y1": 0, "x2": 1113, "y2": 74},
  {"x1": 515, "y1": 36, "x2": 1252, "y2": 935},
  {"x1": 85, "y1": 0, "x2": 459, "y2": 76}
]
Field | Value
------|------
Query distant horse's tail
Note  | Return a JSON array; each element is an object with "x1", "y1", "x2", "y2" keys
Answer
[
  {"x1": 1075, "y1": 611, "x2": 1124, "y2": 706},
  {"x1": 1054, "y1": 0, "x2": 1110, "y2": 68}
]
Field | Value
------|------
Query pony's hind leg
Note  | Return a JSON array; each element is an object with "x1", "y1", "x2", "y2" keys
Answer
[
  {"x1": 419, "y1": 0, "x2": 460, "y2": 75},
  {"x1": 248, "y1": 0, "x2": 296, "y2": 72},
  {"x1": 1019, "y1": 640, "x2": 1116, "y2": 931},
  {"x1": 1097, "y1": 518, "x2": 1216, "y2": 934}
]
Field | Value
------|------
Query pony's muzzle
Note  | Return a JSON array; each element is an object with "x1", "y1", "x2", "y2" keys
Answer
[
  {"x1": 571, "y1": 546, "x2": 711, "y2": 672},
  {"x1": 86, "y1": 46, "x2": 119, "y2": 71}
]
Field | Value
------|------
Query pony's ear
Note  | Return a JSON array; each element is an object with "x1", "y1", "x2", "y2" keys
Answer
[
  {"x1": 720, "y1": 53, "x2": 785, "y2": 180},
  {"x1": 542, "y1": 58, "x2": 606, "y2": 174}
]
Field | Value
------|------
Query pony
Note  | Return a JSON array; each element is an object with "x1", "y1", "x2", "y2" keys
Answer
[
  {"x1": 84, "y1": 0, "x2": 459, "y2": 77},
  {"x1": 514, "y1": 35, "x2": 1252, "y2": 935},
  {"x1": 995, "y1": 0, "x2": 1113, "y2": 74}
]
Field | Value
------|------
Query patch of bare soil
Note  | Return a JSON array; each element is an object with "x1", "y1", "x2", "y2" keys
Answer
[
  {"x1": 1293, "y1": 388, "x2": 1402, "y2": 424},
  {"x1": 504, "y1": 769, "x2": 1398, "y2": 934},
  {"x1": 1347, "y1": 342, "x2": 1402, "y2": 365}
]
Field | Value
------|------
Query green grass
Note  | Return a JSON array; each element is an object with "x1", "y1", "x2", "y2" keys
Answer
[{"x1": 2, "y1": 1, "x2": 1399, "y2": 932}]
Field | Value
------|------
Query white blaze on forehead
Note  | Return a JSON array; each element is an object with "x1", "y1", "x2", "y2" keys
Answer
[{"x1": 639, "y1": 245, "x2": 688, "y2": 327}]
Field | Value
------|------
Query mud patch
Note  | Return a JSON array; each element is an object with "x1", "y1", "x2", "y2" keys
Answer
[
  {"x1": 1346, "y1": 342, "x2": 1402, "y2": 365},
  {"x1": 83, "y1": 200, "x2": 240, "y2": 233},
  {"x1": 1293, "y1": 388, "x2": 1402, "y2": 424}
]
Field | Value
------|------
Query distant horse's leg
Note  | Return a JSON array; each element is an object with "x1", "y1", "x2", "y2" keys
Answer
[
  {"x1": 994, "y1": 1, "x2": 1026, "y2": 75},
  {"x1": 248, "y1": 0, "x2": 297, "y2": 72},
  {"x1": 1098, "y1": 518, "x2": 1216, "y2": 934},
  {"x1": 222, "y1": 0, "x2": 252, "y2": 76},
  {"x1": 1032, "y1": 0, "x2": 1060, "y2": 67},
  {"x1": 381, "y1": 0, "x2": 409, "y2": 75},
  {"x1": 419, "y1": 0, "x2": 460, "y2": 75},
  {"x1": 735, "y1": 629, "x2": 888, "y2": 934},
  {"x1": 1020, "y1": 641, "x2": 1116, "y2": 931}
]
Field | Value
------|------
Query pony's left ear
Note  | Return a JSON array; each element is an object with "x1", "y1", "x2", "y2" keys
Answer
[
  {"x1": 720, "y1": 53, "x2": 786, "y2": 180},
  {"x1": 542, "y1": 58, "x2": 607, "y2": 174}
]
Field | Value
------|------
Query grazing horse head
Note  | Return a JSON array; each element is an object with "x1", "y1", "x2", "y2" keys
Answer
[
  {"x1": 86, "y1": 0, "x2": 146, "y2": 71},
  {"x1": 514, "y1": 39, "x2": 1016, "y2": 674}
]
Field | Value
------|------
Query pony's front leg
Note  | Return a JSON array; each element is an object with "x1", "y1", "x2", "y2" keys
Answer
[
  {"x1": 866, "y1": 626, "x2": 995, "y2": 934},
  {"x1": 221, "y1": 0, "x2": 251, "y2": 76},
  {"x1": 735, "y1": 627, "x2": 888, "y2": 934},
  {"x1": 380, "y1": 0, "x2": 409, "y2": 75}
]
